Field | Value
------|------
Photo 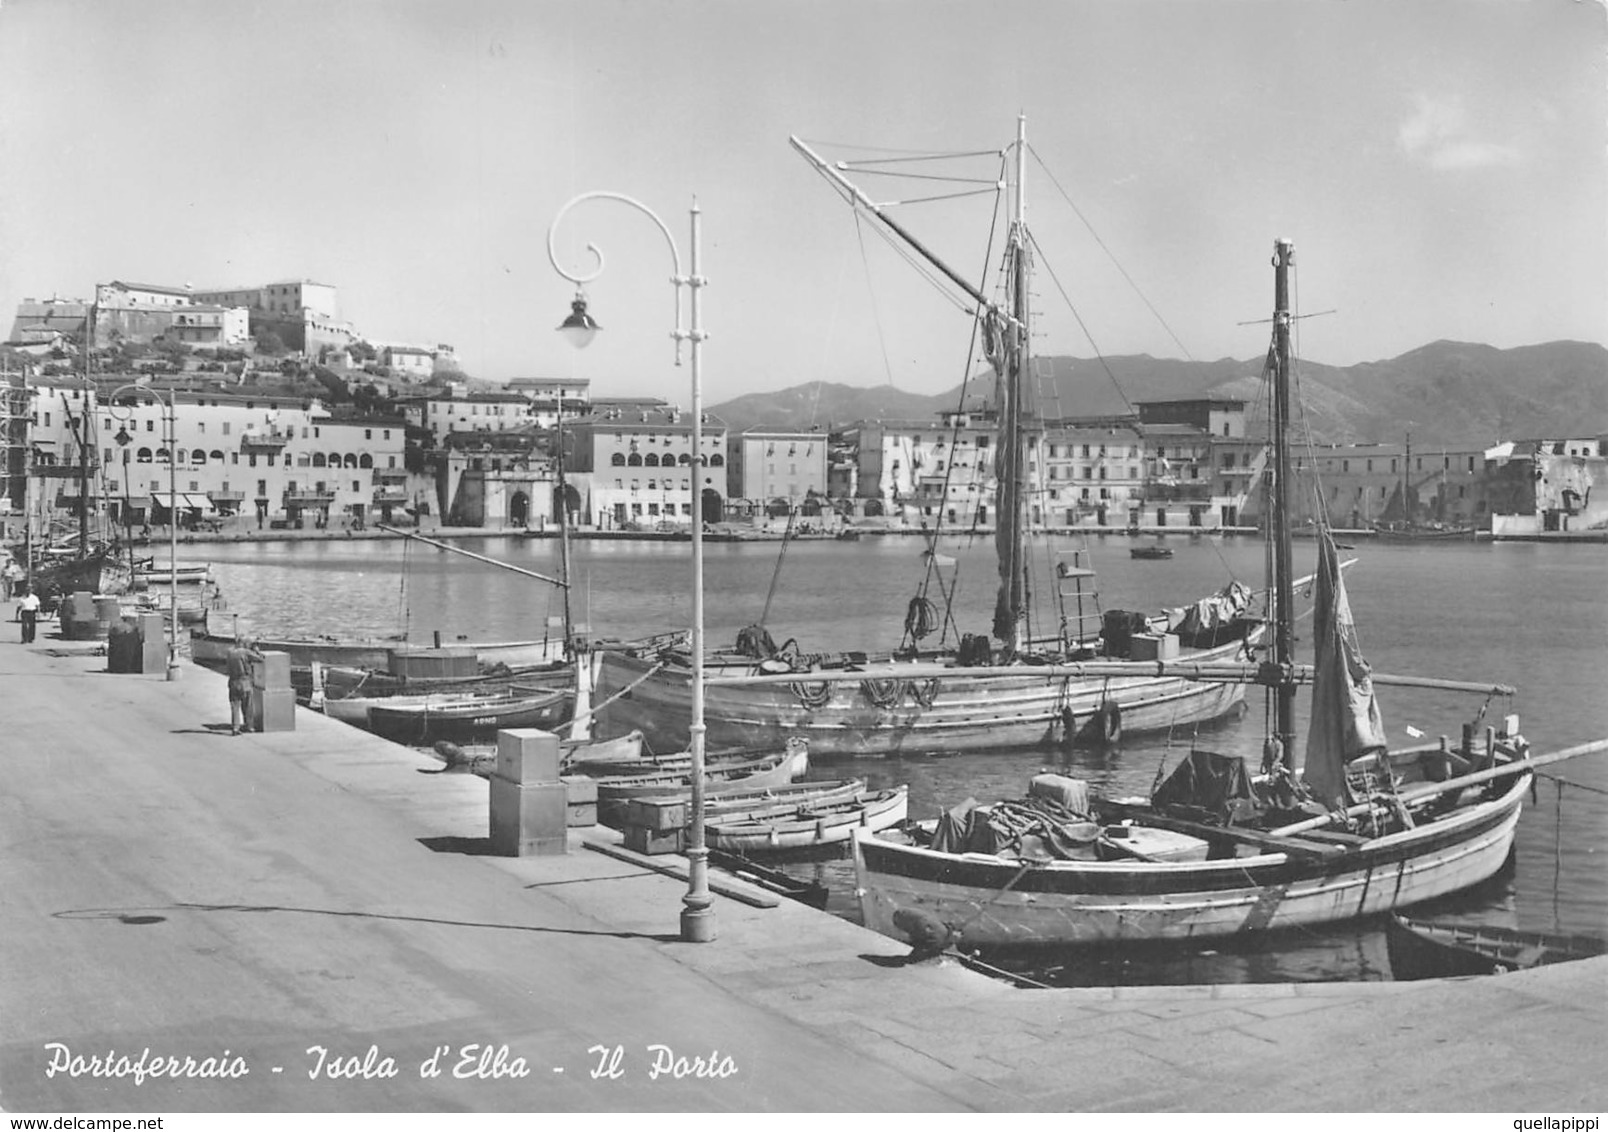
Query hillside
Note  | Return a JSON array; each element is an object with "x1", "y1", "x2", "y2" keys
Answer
[
  {"x1": 710, "y1": 340, "x2": 1608, "y2": 445},
  {"x1": 710, "y1": 382, "x2": 956, "y2": 434}
]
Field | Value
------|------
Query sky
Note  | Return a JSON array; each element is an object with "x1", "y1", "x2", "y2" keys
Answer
[{"x1": 1, "y1": 0, "x2": 1604, "y2": 408}]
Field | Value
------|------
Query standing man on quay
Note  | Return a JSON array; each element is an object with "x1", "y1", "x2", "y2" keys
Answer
[
  {"x1": 226, "y1": 636, "x2": 264, "y2": 735},
  {"x1": 1, "y1": 554, "x2": 21, "y2": 601},
  {"x1": 16, "y1": 585, "x2": 40, "y2": 644}
]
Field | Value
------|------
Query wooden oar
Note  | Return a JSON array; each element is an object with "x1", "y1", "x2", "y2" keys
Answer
[{"x1": 1270, "y1": 738, "x2": 1608, "y2": 838}]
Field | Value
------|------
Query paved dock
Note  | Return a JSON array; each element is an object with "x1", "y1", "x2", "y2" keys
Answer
[{"x1": 1, "y1": 609, "x2": 1603, "y2": 1113}]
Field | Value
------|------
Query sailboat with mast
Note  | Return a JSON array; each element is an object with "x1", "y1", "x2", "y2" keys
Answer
[
  {"x1": 1371, "y1": 432, "x2": 1477, "y2": 541},
  {"x1": 847, "y1": 238, "x2": 1600, "y2": 949},
  {"x1": 592, "y1": 117, "x2": 1264, "y2": 757},
  {"x1": 27, "y1": 380, "x2": 133, "y2": 601}
]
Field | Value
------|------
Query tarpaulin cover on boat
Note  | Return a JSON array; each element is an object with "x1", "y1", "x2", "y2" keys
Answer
[
  {"x1": 1150, "y1": 748, "x2": 1257, "y2": 824},
  {"x1": 1169, "y1": 580, "x2": 1254, "y2": 648},
  {"x1": 929, "y1": 794, "x2": 1100, "y2": 859}
]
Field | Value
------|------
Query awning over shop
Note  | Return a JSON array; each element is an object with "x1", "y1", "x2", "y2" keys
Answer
[{"x1": 149, "y1": 493, "x2": 210, "y2": 511}]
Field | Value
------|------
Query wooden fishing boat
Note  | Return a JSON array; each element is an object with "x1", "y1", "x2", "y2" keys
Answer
[
  {"x1": 134, "y1": 561, "x2": 213, "y2": 586},
  {"x1": 295, "y1": 661, "x2": 574, "y2": 712},
  {"x1": 29, "y1": 544, "x2": 133, "y2": 599},
  {"x1": 595, "y1": 740, "x2": 811, "y2": 825},
  {"x1": 188, "y1": 629, "x2": 569, "y2": 673},
  {"x1": 707, "y1": 849, "x2": 830, "y2": 909},
  {"x1": 592, "y1": 125, "x2": 1269, "y2": 759},
  {"x1": 707, "y1": 786, "x2": 908, "y2": 853},
  {"x1": 848, "y1": 230, "x2": 1603, "y2": 950},
  {"x1": 595, "y1": 630, "x2": 1256, "y2": 759},
  {"x1": 1384, "y1": 914, "x2": 1607, "y2": 980},
  {"x1": 367, "y1": 687, "x2": 573, "y2": 745},
  {"x1": 566, "y1": 741, "x2": 813, "y2": 779},
  {"x1": 425, "y1": 730, "x2": 647, "y2": 774}
]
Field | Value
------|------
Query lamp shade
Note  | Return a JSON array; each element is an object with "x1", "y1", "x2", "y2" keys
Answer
[{"x1": 557, "y1": 296, "x2": 601, "y2": 350}]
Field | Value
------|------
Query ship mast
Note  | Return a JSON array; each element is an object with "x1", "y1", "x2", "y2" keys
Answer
[
  {"x1": 1269, "y1": 238, "x2": 1297, "y2": 765},
  {"x1": 791, "y1": 124, "x2": 1036, "y2": 656},
  {"x1": 992, "y1": 114, "x2": 1031, "y2": 656}
]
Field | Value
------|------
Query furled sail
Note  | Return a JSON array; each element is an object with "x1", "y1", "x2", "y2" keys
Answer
[{"x1": 1299, "y1": 529, "x2": 1388, "y2": 807}]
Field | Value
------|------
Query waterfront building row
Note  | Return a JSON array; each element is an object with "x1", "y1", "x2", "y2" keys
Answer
[
  {"x1": 6, "y1": 370, "x2": 1605, "y2": 541},
  {"x1": 14, "y1": 378, "x2": 413, "y2": 533}
]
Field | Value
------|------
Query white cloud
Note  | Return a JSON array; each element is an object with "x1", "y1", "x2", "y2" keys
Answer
[{"x1": 1398, "y1": 94, "x2": 1521, "y2": 170}]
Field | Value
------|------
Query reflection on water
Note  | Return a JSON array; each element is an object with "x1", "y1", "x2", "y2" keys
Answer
[{"x1": 203, "y1": 533, "x2": 1608, "y2": 984}]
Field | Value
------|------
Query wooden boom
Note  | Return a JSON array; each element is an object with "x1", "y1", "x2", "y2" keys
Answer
[{"x1": 1270, "y1": 738, "x2": 1608, "y2": 837}]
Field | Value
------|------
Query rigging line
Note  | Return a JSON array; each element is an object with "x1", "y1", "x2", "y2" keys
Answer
[
  {"x1": 852, "y1": 211, "x2": 899, "y2": 389},
  {"x1": 912, "y1": 153, "x2": 1008, "y2": 633},
  {"x1": 758, "y1": 507, "x2": 798, "y2": 629},
  {"x1": 869, "y1": 188, "x2": 1002, "y2": 207},
  {"x1": 1534, "y1": 771, "x2": 1608, "y2": 796},
  {"x1": 1027, "y1": 231, "x2": 1136, "y2": 418},
  {"x1": 1027, "y1": 142, "x2": 1195, "y2": 361},
  {"x1": 858, "y1": 214, "x2": 978, "y2": 316},
  {"x1": 841, "y1": 194, "x2": 977, "y2": 317},
  {"x1": 807, "y1": 142, "x2": 1003, "y2": 160},
  {"x1": 395, "y1": 535, "x2": 411, "y2": 643},
  {"x1": 839, "y1": 169, "x2": 1002, "y2": 186}
]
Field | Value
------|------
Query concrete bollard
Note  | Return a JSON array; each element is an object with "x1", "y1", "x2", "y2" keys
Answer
[
  {"x1": 251, "y1": 650, "x2": 296, "y2": 732},
  {"x1": 135, "y1": 612, "x2": 167, "y2": 674},
  {"x1": 488, "y1": 729, "x2": 568, "y2": 856},
  {"x1": 61, "y1": 591, "x2": 105, "y2": 641}
]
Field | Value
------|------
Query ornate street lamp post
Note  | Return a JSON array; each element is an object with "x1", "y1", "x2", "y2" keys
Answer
[
  {"x1": 548, "y1": 191, "x2": 713, "y2": 943},
  {"x1": 109, "y1": 383, "x2": 180, "y2": 680}
]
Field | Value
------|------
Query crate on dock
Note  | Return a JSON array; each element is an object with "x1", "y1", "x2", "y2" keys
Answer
[
  {"x1": 561, "y1": 775, "x2": 597, "y2": 827},
  {"x1": 623, "y1": 824, "x2": 684, "y2": 856},
  {"x1": 627, "y1": 796, "x2": 688, "y2": 834}
]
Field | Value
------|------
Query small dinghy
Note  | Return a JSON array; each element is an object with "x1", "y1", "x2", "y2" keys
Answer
[{"x1": 1385, "y1": 914, "x2": 1607, "y2": 980}]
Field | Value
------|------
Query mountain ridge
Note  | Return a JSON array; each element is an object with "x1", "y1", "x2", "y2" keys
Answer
[{"x1": 708, "y1": 339, "x2": 1608, "y2": 446}]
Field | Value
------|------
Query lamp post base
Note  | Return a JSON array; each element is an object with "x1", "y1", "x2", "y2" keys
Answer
[
  {"x1": 679, "y1": 905, "x2": 716, "y2": 943},
  {"x1": 166, "y1": 662, "x2": 182, "y2": 682}
]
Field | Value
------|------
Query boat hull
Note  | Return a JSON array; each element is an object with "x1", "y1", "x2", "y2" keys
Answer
[
  {"x1": 593, "y1": 634, "x2": 1257, "y2": 758},
  {"x1": 708, "y1": 787, "x2": 908, "y2": 852},
  {"x1": 367, "y1": 690, "x2": 573, "y2": 744},
  {"x1": 31, "y1": 552, "x2": 134, "y2": 599},
  {"x1": 595, "y1": 744, "x2": 811, "y2": 825},
  {"x1": 852, "y1": 773, "x2": 1531, "y2": 947},
  {"x1": 1384, "y1": 914, "x2": 1607, "y2": 980},
  {"x1": 189, "y1": 631, "x2": 567, "y2": 672}
]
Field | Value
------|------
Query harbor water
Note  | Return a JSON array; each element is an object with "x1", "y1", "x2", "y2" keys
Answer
[{"x1": 200, "y1": 531, "x2": 1608, "y2": 985}]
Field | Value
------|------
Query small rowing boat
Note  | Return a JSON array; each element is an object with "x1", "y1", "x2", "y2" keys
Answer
[
  {"x1": 595, "y1": 740, "x2": 810, "y2": 826},
  {"x1": 1385, "y1": 914, "x2": 1607, "y2": 981},
  {"x1": 367, "y1": 688, "x2": 573, "y2": 744},
  {"x1": 707, "y1": 786, "x2": 909, "y2": 852}
]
